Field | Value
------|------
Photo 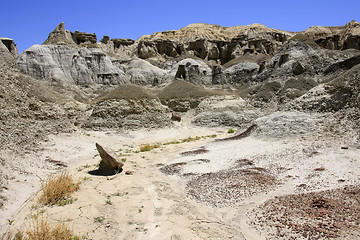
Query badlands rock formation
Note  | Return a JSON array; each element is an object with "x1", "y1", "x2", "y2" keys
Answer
[
  {"x1": 17, "y1": 21, "x2": 360, "y2": 90},
  {"x1": 12, "y1": 21, "x2": 360, "y2": 130},
  {"x1": 3, "y1": 20, "x2": 359, "y2": 134},
  {"x1": 1, "y1": 20, "x2": 360, "y2": 240}
]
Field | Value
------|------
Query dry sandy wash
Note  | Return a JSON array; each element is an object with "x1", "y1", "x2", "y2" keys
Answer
[{"x1": 2, "y1": 114, "x2": 360, "y2": 240}]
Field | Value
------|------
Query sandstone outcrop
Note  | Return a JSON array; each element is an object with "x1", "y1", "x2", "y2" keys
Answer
[
  {"x1": 250, "y1": 36, "x2": 360, "y2": 102},
  {"x1": 84, "y1": 84, "x2": 171, "y2": 129},
  {"x1": 17, "y1": 21, "x2": 360, "y2": 91},
  {"x1": 13, "y1": 21, "x2": 360, "y2": 132},
  {"x1": 138, "y1": 23, "x2": 291, "y2": 64},
  {"x1": 123, "y1": 59, "x2": 166, "y2": 85},
  {"x1": 303, "y1": 20, "x2": 360, "y2": 51},
  {"x1": 17, "y1": 44, "x2": 128, "y2": 86},
  {"x1": 289, "y1": 63, "x2": 360, "y2": 112},
  {"x1": 0, "y1": 37, "x2": 18, "y2": 55},
  {"x1": 0, "y1": 37, "x2": 18, "y2": 69},
  {"x1": 44, "y1": 22, "x2": 97, "y2": 47},
  {"x1": 169, "y1": 58, "x2": 212, "y2": 85},
  {"x1": 192, "y1": 96, "x2": 261, "y2": 127},
  {"x1": 85, "y1": 98, "x2": 171, "y2": 129}
]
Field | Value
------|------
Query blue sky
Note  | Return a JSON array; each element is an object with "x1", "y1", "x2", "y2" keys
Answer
[{"x1": 1, "y1": 0, "x2": 359, "y2": 53}]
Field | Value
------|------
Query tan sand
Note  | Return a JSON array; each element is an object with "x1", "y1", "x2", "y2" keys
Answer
[{"x1": 2, "y1": 117, "x2": 360, "y2": 239}]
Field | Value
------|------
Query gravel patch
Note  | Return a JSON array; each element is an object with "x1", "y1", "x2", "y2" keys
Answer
[
  {"x1": 186, "y1": 168, "x2": 277, "y2": 207},
  {"x1": 159, "y1": 162, "x2": 188, "y2": 175},
  {"x1": 249, "y1": 185, "x2": 360, "y2": 239}
]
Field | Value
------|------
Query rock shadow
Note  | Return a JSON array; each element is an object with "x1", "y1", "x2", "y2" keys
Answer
[{"x1": 88, "y1": 161, "x2": 123, "y2": 176}]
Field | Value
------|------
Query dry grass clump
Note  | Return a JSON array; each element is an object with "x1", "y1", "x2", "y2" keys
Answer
[
  {"x1": 139, "y1": 144, "x2": 160, "y2": 152},
  {"x1": 138, "y1": 134, "x2": 217, "y2": 152},
  {"x1": 26, "y1": 216, "x2": 77, "y2": 240},
  {"x1": 38, "y1": 172, "x2": 79, "y2": 206},
  {"x1": 8, "y1": 214, "x2": 80, "y2": 240}
]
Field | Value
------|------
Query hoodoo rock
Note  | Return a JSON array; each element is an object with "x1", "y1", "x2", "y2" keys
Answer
[
  {"x1": 95, "y1": 143, "x2": 124, "y2": 175},
  {"x1": 0, "y1": 37, "x2": 18, "y2": 69},
  {"x1": 0, "y1": 37, "x2": 18, "y2": 55}
]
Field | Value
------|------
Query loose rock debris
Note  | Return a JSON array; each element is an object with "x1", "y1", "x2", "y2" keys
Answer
[
  {"x1": 250, "y1": 185, "x2": 360, "y2": 239},
  {"x1": 186, "y1": 168, "x2": 277, "y2": 207}
]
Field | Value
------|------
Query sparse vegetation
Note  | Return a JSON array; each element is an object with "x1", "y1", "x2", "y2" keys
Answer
[
  {"x1": 137, "y1": 134, "x2": 218, "y2": 153},
  {"x1": 112, "y1": 192, "x2": 121, "y2": 197},
  {"x1": 13, "y1": 214, "x2": 80, "y2": 240},
  {"x1": 82, "y1": 176, "x2": 90, "y2": 181},
  {"x1": 140, "y1": 144, "x2": 160, "y2": 152},
  {"x1": 38, "y1": 172, "x2": 80, "y2": 206},
  {"x1": 94, "y1": 217, "x2": 105, "y2": 223},
  {"x1": 227, "y1": 128, "x2": 236, "y2": 134},
  {"x1": 77, "y1": 164, "x2": 91, "y2": 172},
  {"x1": 157, "y1": 79, "x2": 226, "y2": 101},
  {"x1": 93, "y1": 84, "x2": 157, "y2": 104},
  {"x1": 57, "y1": 198, "x2": 77, "y2": 207}
]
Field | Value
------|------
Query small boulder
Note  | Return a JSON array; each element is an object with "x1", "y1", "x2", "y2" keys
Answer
[
  {"x1": 171, "y1": 112, "x2": 181, "y2": 122},
  {"x1": 95, "y1": 143, "x2": 124, "y2": 172}
]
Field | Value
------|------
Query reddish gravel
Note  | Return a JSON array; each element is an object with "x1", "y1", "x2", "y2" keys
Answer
[{"x1": 250, "y1": 185, "x2": 360, "y2": 239}]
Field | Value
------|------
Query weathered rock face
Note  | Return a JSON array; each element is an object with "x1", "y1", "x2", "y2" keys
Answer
[
  {"x1": 84, "y1": 98, "x2": 171, "y2": 129},
  {"x1": 289, "y1": 63, "x2": 360, "y2": 112},
  {"x1": 0, "y1": 38, "x2": 18, "y2": 69},
  {"x1": 192, "y1": 96, "x2": 261, "y2": 127},
  {"x1": 0, "y1": 37, "x2": 18, "y2": 55},
  {"x1": 44, "y1": 22, "x2": 97, "y2": 47},
  {"x1": 123, "y1": 59, "x2": 167, "y2": 85},
  {"x1": 17, "y1": 21, "x2": 360, "y2": 90},
  {"x1": 254, "y1": 112, "x2": 324, "y2": 139},
  {"x1": 303, "y1": 20, "x2": 360, "y2": 51},
  {"x1": 138, "y1": 23, "x2": 291, "y2": 64},
  {"x1": 167, "y1": 58, "x2": 212, "y2": 85},
  {"x1": 43, "y1": 22, "x2": 75, "y2": 45},
  {"x1": 17, "y1": 44, "x2": 128, "y2": 86},
  {"x1": 220, "y1": 61, "x2": 260, "y2": 84},
  {"x1": 0, "y1": 39, "x2": 79, "y2": 152},
  {"x1": 249, "y1": 36, "x2": 360, "y2": 102}
]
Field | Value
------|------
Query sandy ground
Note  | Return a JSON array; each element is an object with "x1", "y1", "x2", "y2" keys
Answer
[{"x1": 2, "y1": 113, "x2": 360, "y2": 239}]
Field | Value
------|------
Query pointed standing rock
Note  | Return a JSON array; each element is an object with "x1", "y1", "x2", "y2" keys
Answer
[{"x1": 95, "y1": 143, "x2": 124, "y2": 172}]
